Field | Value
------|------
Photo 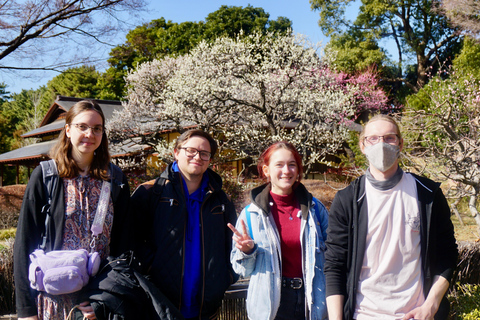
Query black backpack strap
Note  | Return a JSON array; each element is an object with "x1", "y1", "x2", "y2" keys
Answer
[
  {"x1": 109, "y1": 162, "x2": 126, "y2": 203},
  {"x1": 149, "y1": 176, "x2": 166, "y2": 212},
  {"x1": 39, "y1": 160, "x2": 58, "y2": 250}
]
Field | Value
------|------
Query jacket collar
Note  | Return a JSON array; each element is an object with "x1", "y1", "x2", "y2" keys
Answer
[
  {"x1": 162, "y1": 162, "x2": 224, "y2": 193},
  {"x1": 250, "y1": 182, "x2": 312, "y2": 219},
  {"x1": 355, "y1": 172, "x2": 441, "y2": 202}
]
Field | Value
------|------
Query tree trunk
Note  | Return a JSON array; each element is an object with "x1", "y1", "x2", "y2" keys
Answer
[
  {"x1": 342, "y1": 142, "x2": 355, "y2": 165},
  {"x1": 468, "y1": 190, "x2": 480, "y2": 237},
  {"x1": 416, "y1": 53, "x2": 428, "y2": 90},
  {"x1": 451, "y1": 198, "x2": 465, "y2": 227}
]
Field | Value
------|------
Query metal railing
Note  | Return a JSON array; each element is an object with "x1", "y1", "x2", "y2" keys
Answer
[
  {"x1": 2, "y1": 280, "x2": 250, "y2": 320},
  {"x1": 219, "y1": 279, "x2": 249, "y2": 320}
]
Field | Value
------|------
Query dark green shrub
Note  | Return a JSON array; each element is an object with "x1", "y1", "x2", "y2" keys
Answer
[
  {"x1": 449, "y1": 283, "x2": 480, "y2": 319},
  {"x1": 0, "y1": 238, "x2": 15, "y2": 315},
  {"x1": 126, "y1": 170, "x2": 161, "y2": 194}
]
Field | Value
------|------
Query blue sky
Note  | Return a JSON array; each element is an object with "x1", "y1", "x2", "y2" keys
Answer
[
  {"x1": 6, "y1": 0, "x2": 329, "y2": 94},
  {"x1": 144, "y1": 0, "x2": 328, "y2": 44}
]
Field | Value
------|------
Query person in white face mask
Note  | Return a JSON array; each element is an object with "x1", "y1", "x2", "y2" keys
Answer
[{"x1": 324, "y1": 114, "x2": 458, "y2": 320}]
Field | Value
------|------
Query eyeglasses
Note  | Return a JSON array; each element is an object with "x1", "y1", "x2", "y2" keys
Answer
[
  {"x1": 363, "y1": 134, "x2": 399, "y2": 145},
  {"x1": 71, "y1": 123, "x2": 104, "y2": 136},
  {"x1": 179, "y1": 147, "x2": 212, "y2": 161}
]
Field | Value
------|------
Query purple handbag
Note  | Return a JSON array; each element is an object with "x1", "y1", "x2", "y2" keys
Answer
[
  {"x1": 28, "y1": 164, "x2": 111, "y2": 295},
  {"x1": 28, "y1": 249, "x2": 100, "y2": 295}
]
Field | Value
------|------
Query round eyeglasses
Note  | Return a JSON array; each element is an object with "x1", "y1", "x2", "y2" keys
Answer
[
  {"x1": 71, "y1": 123, "x2": 104, "y2": 136},
  {"x1": 179, "y1": 147, "x2": 212, "y2": 161},
  {"x1": 363, "y1": 134, "x2": 399, "y2": 145}
]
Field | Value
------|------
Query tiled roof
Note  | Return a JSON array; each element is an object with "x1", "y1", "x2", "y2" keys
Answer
[{"x1": 0, "y1": 140, "x2": 56, "y2": 163}]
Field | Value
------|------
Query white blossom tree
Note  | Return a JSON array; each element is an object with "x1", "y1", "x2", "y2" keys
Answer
[
  {"x1": 109, "y1": 32, "x2": 387, "y2": 171},
  {"x1": 440, "y1": 0, "x2": 480, "y2": 39}
]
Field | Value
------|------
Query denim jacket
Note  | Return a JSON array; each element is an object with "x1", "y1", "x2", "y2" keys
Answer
[{"x1": 231, "y1": 183, "x2": 328, "y2": 320}]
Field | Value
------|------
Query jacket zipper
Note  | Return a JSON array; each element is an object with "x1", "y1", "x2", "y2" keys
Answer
[{"x1": 198, "y1": 189, "x2": 213, "y2": 317}]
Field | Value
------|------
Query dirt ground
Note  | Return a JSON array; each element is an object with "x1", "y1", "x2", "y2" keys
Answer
[
  {"x1": 0, "y1": 185, "x2": 25, "y2": 214},
  {"x1": 301, "y1": 179, "x2": 347, "y2": 210},
  {"x1": 0, "y1": 180, "x2": 344, "y2": 215}
]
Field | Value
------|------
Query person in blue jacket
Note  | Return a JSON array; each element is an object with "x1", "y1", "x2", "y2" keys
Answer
[{"x1": 229, "y1": 141, "x2": 328, "y2": 320}]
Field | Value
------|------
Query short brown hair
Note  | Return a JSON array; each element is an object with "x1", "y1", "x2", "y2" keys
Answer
[{"x1": 174, "y1": 129, "x2": 218, "y2": 159}]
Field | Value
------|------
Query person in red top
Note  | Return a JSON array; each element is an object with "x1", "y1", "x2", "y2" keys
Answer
[{"x1": 229, "y1": 141, "x2": 328, "y2": 320}]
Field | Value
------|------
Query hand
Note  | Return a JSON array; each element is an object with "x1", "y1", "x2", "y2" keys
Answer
[
  {"x1": 402, "y1": 304, "x2": 435, "y2": 320},
  {"x1": 403, "y1": 275, "x2": 448, "y2": 320},
  {"x1": 78, "y1": 301, "x2": 96, "y2": 319},
  {"x1": 227, "y1": 220, "x2": 255, "y2": 254},
  {"x1": 18, "y1": 317, "x2": 38, "y2": 320}
]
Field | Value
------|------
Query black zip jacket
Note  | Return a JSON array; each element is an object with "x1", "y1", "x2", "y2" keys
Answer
[
  {"x1": 14, "y1": 162, "x2": 131, "y2": 318},
  {"x1": 324, "y1": 173, "x2": 458, "y2": 320},
  {"x1": 131, "y1": 163, "x2": 238, "y2": 319},
  {"x1": 81, "y1": 251, "x2": 184, "y2": 320}
]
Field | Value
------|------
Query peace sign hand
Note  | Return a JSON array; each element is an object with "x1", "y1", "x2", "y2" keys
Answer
[{"x1": 227, "y1": 220, "x2": 255, "y2": 255}]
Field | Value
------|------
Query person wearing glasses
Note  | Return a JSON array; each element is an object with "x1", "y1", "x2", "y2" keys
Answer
[
  {"x1": 324, "y1": 114, "x2": 458, "y2": 320},
  {"x1": 14, "y1": 100, "x2": 131, "y2": 320},
  {"x1": 131, "y1": 129, "x2": 238, "y2": 320}
]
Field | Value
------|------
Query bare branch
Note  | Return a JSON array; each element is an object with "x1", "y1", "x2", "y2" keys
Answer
[
  {"x1": 403, "y1": 68, "x2": 480, "y2": 231},
  {"x1": 439, "y1": 0, "x2": 480, "y2": 39},
  {"x1": 0, "y1": 0, "x2": 146, "y2": 74}
]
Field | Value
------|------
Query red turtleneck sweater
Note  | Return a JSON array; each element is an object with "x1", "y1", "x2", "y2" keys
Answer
[{"x1": 270, "y1": 191, "x2": 303, "y2": 278}]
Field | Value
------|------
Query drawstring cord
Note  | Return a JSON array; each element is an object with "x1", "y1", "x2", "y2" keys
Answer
[{"x1": 66, "y1": 305, "x2": 88, "y2": 320}]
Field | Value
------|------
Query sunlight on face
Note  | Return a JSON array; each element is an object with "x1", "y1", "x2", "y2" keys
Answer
[
  {"x1": 263, "y1": 148, "x2": 298, "y2": 195},
  {"x1": 173, "y1": 136, "x2": 211, "y2": 180},
  {"x1": 65, "y1": 110, "x2": 103, "y2": 161}
]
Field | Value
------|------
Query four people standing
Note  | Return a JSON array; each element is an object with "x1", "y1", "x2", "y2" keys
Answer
[
  {"x1": 229, "y1": 142, "x2": 329, "y2": 320},
  {"x1": 14, "y1": 112, "x2": 459, "y2": 319},
  {"x1": 324, "y1": 115, "x2": 458, "y2": 320}
]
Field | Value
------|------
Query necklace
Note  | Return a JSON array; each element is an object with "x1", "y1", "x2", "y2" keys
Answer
[
  {"x1": 79, "y1": 166, "x2": 89, "y2": 175},
  {"x1": 270, "y1": 200, "x2": 295, "y2": 220}
]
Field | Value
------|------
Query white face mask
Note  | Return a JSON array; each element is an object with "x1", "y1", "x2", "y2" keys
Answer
[{"x1": 364, "y1": 142, "x2": 400, "y2": 172}]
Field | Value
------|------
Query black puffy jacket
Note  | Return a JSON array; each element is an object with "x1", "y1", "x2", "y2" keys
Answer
[{"x1": 131, "y1": 163, "x2": 238, "y2": 319}]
